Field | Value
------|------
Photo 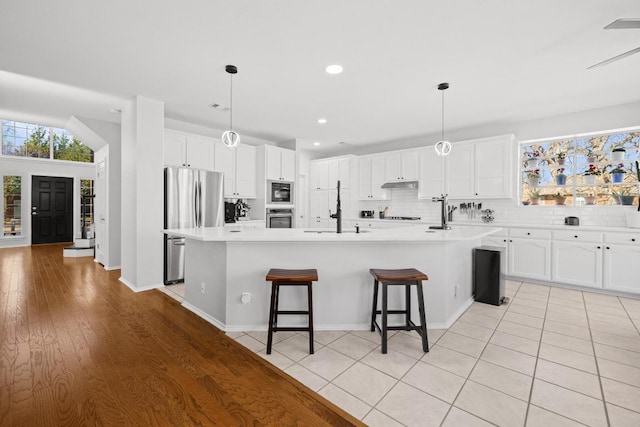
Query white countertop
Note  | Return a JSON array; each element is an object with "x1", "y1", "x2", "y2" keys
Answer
[
  {"x1": 164, "y1": 224, "x2": 501, "y2": 242},
  {"x1": 449, "y1": 221, "x2": 637, "y2": 233}
]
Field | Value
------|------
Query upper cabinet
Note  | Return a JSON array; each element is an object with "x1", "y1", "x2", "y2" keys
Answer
[
  {"x1": 358, "y1": 155, "x2": 388, "y2": 200},
  {"x1": 163, "y1": 130, "x2": 215, "y2": 170},
  {"x1": 384, "y1": 150, "x2": 419, "y2": 182},
  {"x1": 310, "y1": 156, "x2": 354, "y2": 190},
  {"x1": 265, "y1": 146, "x2": 296, "y2": 182},
  {"x1": 328, "y1": 157, "x2": 351, "y2": 188},
  {"x1": 418, "y1": 146, "x2": 445, "y2": 198},
  {"x1": 310, "y1": 160, "x2": 329, "y2": 190},
  {"x1": 445, "y1": 134, "x2": 515, "y2": 199},
  {"x1": 214, "y1": 143, "x2": 256, "y2": 199}
]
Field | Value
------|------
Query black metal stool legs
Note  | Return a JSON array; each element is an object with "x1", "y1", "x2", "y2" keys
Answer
[
  {"x1": 371, "y1": 278, "x2": 429, "y2": 354},
  {"x1": 307, "y1": 282, "x2": 314, "y2": 354},
  {"x1": 266, "y1": 281, "x2": 278, "y2": 354}
]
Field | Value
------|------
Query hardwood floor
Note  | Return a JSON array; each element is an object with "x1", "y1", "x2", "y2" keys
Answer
[{"x1": 0, "y1": 244, "x2": 364, "y2": 426}]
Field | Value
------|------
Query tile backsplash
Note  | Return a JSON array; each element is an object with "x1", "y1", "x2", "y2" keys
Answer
[{"x1": 357, "y1": 188, "x2": 636, "y2": 228}]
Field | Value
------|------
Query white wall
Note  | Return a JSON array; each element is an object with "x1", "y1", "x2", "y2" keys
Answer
[
  {"x1": 0, "y1": 156, "x2": 95, "y2": 248},
  {"x1": 334, "y1": 101, "x2": 640, "y2": 157},
  {"x1": 120, "y1": 96, "x2": 164, "y2": 291}
]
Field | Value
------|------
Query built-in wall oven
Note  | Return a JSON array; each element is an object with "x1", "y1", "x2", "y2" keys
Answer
[
  {"x1": 267, "y1": 181, "x2": 293, "y2": 204},
  {"x1": 266, "y1": 208, "x2": 294, "y2": 228}
]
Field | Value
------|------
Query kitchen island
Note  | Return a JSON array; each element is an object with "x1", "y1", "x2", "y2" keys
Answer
[{"x1": 163, "y1": 225, "x2": 501, "y2": 332}]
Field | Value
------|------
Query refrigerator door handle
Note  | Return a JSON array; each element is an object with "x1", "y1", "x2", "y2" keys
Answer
[
  {"x1": 197, "y1": 180, "x2": 202, "y2": 227},
  {"x1": 194, "y1": 179, "x2": 200, "y2": 227}
]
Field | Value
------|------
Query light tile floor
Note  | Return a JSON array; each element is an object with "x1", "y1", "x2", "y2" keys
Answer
[
  {"x1": 229, "y1": 280, "x2": 640, "y2": 426},
  {"x1": 160, "y1": 282, "x2": 186, "y2": 303}
]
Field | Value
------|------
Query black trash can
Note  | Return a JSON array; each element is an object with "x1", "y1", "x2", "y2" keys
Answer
[{"x1": 473, "y1": 246, "x2": 505, "y2": 306}]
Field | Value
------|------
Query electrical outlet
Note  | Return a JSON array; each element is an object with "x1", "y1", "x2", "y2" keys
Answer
[
  {"x1": 200, "y1": 282, "x2": 205, "y2": 294},
  {"x1": 241, "y1": 292, "x2": 251, "y2": 304}
]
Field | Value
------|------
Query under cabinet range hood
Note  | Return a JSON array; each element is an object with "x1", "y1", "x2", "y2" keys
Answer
[{"x1": 381, "y1": 181, "x2": 419, "y2": 190}]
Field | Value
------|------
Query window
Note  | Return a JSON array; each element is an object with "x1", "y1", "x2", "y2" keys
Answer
[
  {"x1": 520, "y1": 129, "x2": 639, "y2": 206},
  {"x1": 3, "y1": 176, "x2": 22, "y2": 236},
  {"x1": 1, "y1": 119, "x2": 93, "y2": 163},
  {"x1": 80, "y1": 179, "x2": 94, "y2": 236}
]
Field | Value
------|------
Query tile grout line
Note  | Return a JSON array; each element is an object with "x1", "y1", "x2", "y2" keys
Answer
[
  {"x1": 435, "y1": 283, "x2": 517, "y2": 427},
  {"x1": 583, "y1": 291, "x2": 611, "y2": 426},
  {"x1": 521, "y1": 282, "x2": 551, "y2": 427}
]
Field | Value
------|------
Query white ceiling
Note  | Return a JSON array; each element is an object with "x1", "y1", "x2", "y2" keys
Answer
[{"x1": 1, "y1": 0, "x2": 639, "y2": 151}]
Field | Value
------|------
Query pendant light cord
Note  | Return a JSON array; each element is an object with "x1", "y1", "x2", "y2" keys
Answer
[
  {"x1": 441, "y1": 89, "x2": 445, "y2": 141},
  {"x1": 229, "y1": 73, "x2": 233, "y2": 131}
]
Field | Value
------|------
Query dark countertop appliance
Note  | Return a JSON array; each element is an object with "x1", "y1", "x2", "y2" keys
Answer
[
  {"x1": 565, "y1": 216, "x2": 580, "y2": 226},
  {"x1": 360, "y1": 210, "x2": 374, "y2": 218}
]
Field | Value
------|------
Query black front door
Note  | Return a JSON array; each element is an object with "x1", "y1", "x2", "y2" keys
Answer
[{"x1": 31, "y1": 176, "x2": 73, "y2": 244}]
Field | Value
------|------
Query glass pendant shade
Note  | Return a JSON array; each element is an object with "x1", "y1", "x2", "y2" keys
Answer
[
  {"x1": 434, "y1": 140, "x2": 452, "y2": 156},
  {"x1": 222, "y1": 130, "x2": 240, "y2": 148}
]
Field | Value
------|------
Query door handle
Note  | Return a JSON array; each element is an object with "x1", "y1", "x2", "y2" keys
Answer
[{"x1": 173, "y1": 241, "x2": 185, "y2": 246}]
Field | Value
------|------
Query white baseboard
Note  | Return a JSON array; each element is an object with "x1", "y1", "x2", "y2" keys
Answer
[
  {"x1": 104, "y1": 264, "x2": 121, "y2": 271},
  {"x1": 182, "y1": 302, "x2": 226, "y2": 331},
  {"x1": 433, "y1": 296, "x2": 475, "y2": 330},
  {"x1": 118, "y1": 276, "x2": 162, "y2": 293}
]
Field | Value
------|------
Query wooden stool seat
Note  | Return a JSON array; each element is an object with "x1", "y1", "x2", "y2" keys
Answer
[
  {"x1": 266, "y1": 268, "x2": 318, "y2": 355},
  {"x1": 370, "y1": 267, "x2": 429, "y2": 354},
  {"x1": 370, "y1": 268, "x2": 428, "y2": 282},
  {"x1": 266, "y1": 268, "x2": 318, "y2": 282}
]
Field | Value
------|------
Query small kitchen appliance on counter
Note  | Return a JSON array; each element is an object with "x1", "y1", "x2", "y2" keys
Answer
[
  {"x1": 360, "y1": 210, "x2": 374, "y2": 218},
  {"x1": 565, "y1": 216, "x2": 580, "y2": 226}
]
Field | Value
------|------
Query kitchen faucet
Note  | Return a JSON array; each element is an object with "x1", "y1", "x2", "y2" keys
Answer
[
  {"x1": 429, "y1": 194, "x2": 451, "y2": 230},
  {"x1": 329, "y1": 180, "x2": 342, "y2": 233}
]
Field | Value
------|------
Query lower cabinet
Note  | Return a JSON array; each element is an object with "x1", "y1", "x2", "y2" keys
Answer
[
  {"x1": 603, "y1": 244, "x2": 640, "y2": 294},
  {"x1": 483, "y1": 228, "x2": 640, "y2": 295},
  {"x1": 551, "y1": 241, "x2": 603, "y2": 288},
  {"x1": 508, "y1": 238, "x2": 551, "y2": 281}
]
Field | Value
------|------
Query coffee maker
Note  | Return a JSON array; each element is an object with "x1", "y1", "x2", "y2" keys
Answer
[{"x1": 224, "y1": 201, "x2": 237, "y2": 223}]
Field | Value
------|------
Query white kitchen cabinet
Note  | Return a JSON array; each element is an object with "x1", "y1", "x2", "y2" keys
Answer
[
  {"x1": 446, "y1": 142, "x2": 475, "y2": 198},
  {"x1": 358, "y1": 155, "x2": 388, "y2": 200},
  {"x1": 508, "y1": 238, "x2": 551, "y2": 281},
  {"x1": 418, "y1": 146, "x2": 445, "y2": 199},
  {"x1": 309, "y1": 190, "x2": 329, "y2": 221},
  {"x1": 214, "y1": 143, "x2": 256, "y2": 198},
  {"x1": 551, "y1": 241, "x2": 603, "y2": 288},
  {"x1": 475, "y1": 135, "x2": 514, "y2": 198},
  {"x1": 602, "y1": 232, "x2": 640, "y2": 294},
  {"x1": 328, "y1": 157, "x2": 351, "y2": 188},
  {"x1": 384, "y1": 150, "x2": 419, "y2": 182},
  {"x1": 265, "y1": 146, "x2": 295, "y2": 182},
  {"x1": 310, "y1": 160, "x2": 329, "y2": 190},
  {"x1": 445, "y1": 134, "x2": 514, "y2": 199},
  {"x1": 164, "y1": 130, "x2": 215, "y2": 170}
]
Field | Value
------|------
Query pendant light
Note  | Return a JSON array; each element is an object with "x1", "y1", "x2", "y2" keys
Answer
[
  {"x1": 434, "y1": 82, "x2": 452, "y2": 156},
  {"x1": 222, "y1": 65, "x2": 240, "y2": 148}
]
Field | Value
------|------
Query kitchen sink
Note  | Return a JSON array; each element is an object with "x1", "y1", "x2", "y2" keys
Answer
[{"x1": 303, "y1": 230, "x2": 371, "y2": 234}]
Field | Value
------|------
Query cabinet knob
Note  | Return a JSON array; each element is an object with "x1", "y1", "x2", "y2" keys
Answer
[
  {"x1": 527, "y1": 232, "x2": 530, "y2": 235},
  {"x1": 606, "y1": 246, "x2": 610, "y2": 250},
  {"x1": 632, "y1": 238, "x2": 636, "y2": 242},
  {"x1": 597, "y1": 246, "x2": 601, "y2": 249},
  {"x1": 509, "y1": 239, "x2": 513, "y2": 243},
  {"x1": 574, "y1": 235, "x2": 578, "y2": 238},
  {"x1": 503, "y1": 239, "x2": 507, "y2": 242}
]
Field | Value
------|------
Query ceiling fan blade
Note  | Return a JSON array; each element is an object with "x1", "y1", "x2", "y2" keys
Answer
[
  {"x1": 604, "y1": 18, "x2": 640, "y2": 29},
  {"x1": 587, "y1": 46, "x2": 640, "y2": 69}
]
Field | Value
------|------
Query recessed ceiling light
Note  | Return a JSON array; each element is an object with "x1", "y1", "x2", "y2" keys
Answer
[
  {"x1": 325, "y1": 64, "x2": 343, "y2": 75},
  {"x1": 209, "y1": 103, "x2": 229, "y2": 111},
  {"x1": 313, "y1": 142, "x2": 321, "y2": 146},
  {"x1": 317, "y1": 118, "x2": 327, "y2": 124}
]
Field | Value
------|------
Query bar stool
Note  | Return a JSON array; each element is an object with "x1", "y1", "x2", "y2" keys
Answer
[
  {"x1": 266, "y1": 268, "x2": 318, "y2": 355},
  {"x1": 370, "y1": 268, "x2": 429, "y2": 354}
]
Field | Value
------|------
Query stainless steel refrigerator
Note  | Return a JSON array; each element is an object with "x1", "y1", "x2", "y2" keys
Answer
[{"x1": 164, "y1": 167, "x2": 224, "y2": 284}]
